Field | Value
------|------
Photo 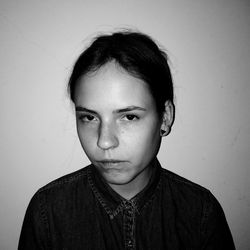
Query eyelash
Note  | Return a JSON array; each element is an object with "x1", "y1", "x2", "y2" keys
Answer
[
  {"x1": 78, "y1": 114, "x2": 98, "y2": 123},
  {"x1": 77, "y1": 114, "x2": 140, "y2": 123},
  {"x1": 122, "y1": 114, "x2": 139, "y2": 121}
]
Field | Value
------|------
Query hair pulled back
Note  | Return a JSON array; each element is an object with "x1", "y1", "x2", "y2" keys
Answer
[{"x1": 68, "y1": 30, "x2": 174, "y2": 115}]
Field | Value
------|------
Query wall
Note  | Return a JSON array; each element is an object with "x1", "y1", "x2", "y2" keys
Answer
[{"x1": 0, "y1": 0, "x2": 249, "y2": 249}]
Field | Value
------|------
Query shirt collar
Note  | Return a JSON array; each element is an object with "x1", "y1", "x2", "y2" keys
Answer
[{"x1": 87, "y1": 158, "x2": 162, "y2": 218}]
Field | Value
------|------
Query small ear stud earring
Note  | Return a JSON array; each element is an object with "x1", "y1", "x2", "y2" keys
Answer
[{"x1": 160, "y1": 129, "x2": 167, "y2": 136}]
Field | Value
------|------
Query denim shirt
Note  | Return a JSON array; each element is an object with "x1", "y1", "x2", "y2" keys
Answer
[{"x1": 18, "y1": 159, "x2": 235, "y2": 249}]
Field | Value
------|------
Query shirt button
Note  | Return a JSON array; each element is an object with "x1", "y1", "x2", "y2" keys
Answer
[{"x1": 125, "y1": 209, "x2": 133, "y2": 215}]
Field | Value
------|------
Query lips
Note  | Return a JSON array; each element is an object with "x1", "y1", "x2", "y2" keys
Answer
[
  {"x1": 98, "y1": 159, "x2": 124, "y2": 163},
  {"x1": 96, "y1": 160, "x2": 127, "y2": 168}
]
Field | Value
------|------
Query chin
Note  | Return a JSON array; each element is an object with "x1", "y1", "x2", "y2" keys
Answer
[{"x1": 103, "y1": 172, "x2": 134, "y2": 186}]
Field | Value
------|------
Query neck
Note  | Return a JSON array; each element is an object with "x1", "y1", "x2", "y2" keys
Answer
[{"x1": 109, "y1": 163, "x2": 154, "y2": 200}]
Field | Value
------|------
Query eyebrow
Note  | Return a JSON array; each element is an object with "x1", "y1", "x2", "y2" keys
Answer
[
  {"x1": 75, "y1": 107, "x2": 98, "y2": 114},
  {"x1": 75, "y1": 106, "x2": 146, "y2": 114}
]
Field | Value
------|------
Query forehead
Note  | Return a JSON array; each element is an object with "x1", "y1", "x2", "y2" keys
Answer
[{"x1": 74, "y1": 62, "x2": 156, "y2": 110}]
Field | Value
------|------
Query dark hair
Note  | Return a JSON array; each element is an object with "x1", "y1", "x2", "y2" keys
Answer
[{"x1": 68, "y1": 30, "x2": 174, "y2": 115}]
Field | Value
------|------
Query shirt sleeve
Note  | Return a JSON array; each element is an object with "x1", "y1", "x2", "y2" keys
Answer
[
  {"x1": 200, "y1": 191, "x2": 235, "y2": 250},
  {"x1": 18, "y1": 191, "x2": 49, "y2": 250}
]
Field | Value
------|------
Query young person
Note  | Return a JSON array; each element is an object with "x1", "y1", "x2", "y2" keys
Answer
[{"x1": 19, "y1": 31, "x2": 235, "y2": 249}]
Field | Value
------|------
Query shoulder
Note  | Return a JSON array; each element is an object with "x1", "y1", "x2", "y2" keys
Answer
[
  {"x1": 39, "y1": 165, "x2": 90, "y2": 193},
  {"x1": 158, "y1": 168, "x2": 235, "y2": 247},
  {"x1": 28, "y1": 165, "x2": 92, "y2": 209},
  {"x1": 161, "y1": 167, "x2": 210, "y2": 191},
  {"x1": 160, "y1": 167, "x2": 220, "y2": 215},
  {"x1": 161, "y1": 167, "x2": 212, "y2": 198},
  {"x1": 162, "y1": 168, "x2": 210, "y2": 193},
  {"x1": 19, "y1": 166, "x2": 93, "y2": 248}
]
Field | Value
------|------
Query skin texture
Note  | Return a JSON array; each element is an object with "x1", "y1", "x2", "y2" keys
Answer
[{"x1": 74, "y1": 62, "x2": 172, "y2": 199}]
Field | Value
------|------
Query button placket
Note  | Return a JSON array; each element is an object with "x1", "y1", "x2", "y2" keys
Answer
[{"x1": 123, "y1": 201, "x2": 136, "y2": 250}]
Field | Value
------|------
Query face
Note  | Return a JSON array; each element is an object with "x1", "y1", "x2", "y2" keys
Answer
[{"x1": 74, "y1": 62, "x2": 164, "y2": 188}]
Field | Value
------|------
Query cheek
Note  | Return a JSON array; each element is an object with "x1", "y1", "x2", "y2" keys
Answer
[
  {"x1": 77, "y1": 125, "x2": 97, "y2": 150},
  {"x1": 123, "y1": 122, "x2": 161, "y2": 151}
]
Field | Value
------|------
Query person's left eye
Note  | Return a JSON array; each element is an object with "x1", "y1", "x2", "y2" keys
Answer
[{"x1": 122, "y1": 114, "x2": 139, "y2": 121}]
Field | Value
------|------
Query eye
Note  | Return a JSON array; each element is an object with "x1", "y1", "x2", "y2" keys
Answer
[
  {"x1": 78, "y1": 114, "x2": 97, "y2": 123},
  {"x1": 122, "y1": 114, "x2": 139, "y2": 121}
]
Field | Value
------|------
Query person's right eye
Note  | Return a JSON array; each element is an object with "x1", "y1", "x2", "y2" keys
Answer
[{"x1": 78, "y1": 114, "x2": 98, "y2": 123}]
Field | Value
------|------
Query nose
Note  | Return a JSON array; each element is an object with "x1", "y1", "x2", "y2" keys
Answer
[{"x1": 97, "y1": 121, "x2": 119, "y2": 150}]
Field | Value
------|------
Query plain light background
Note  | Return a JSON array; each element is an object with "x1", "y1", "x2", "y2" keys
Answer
[{"x1": 0, "y1": 0, "x2": 249, "y2": 249}]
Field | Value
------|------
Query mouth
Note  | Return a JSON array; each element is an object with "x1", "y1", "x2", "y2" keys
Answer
[{"x1": 96, "y1": 160, "x2": 128, "y2": 168}]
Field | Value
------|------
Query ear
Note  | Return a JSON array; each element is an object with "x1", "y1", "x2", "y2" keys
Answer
[{"x1": 160, "y1": 100, "x2": 175, "y2": 137}]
